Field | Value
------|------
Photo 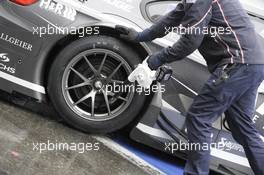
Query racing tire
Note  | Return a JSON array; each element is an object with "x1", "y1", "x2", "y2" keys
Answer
[{"x1": 48, "y1": 35, "x2": 147, "y2": 134}]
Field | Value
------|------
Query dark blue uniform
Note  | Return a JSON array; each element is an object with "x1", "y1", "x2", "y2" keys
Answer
[{"x1": 138, "y1": 0, "x2": 264, "y2": 174}]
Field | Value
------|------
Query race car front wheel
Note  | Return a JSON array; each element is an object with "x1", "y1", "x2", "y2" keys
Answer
[{"x1": 48, "y1": 36, "x2": 147, "y2": 133}]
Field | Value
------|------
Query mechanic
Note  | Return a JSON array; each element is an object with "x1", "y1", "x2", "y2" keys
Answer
[{"x1": 116, "y1": 0, "x2": 264, "y2": 174}]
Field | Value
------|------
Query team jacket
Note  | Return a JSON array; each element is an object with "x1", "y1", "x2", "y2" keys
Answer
[{"x1": 138, "y1": 0, "x2": 264, "y2": 72}]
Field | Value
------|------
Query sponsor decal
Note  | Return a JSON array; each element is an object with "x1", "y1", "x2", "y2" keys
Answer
[
  {"x1": 219, "y1": 137, "x2": 244, "y2": 153},
  {"x1": 40, "y1": 0, "x2": 77, "y2": 21},
  {"x1": 0, "y1": 53, "x2": 10, "y2": 62},
  {"x1": 0, "y1": 33, "x2": 33, "y2": 51},
  {"x1": 0, "y1": 53, "x2": 15, "y2": 74},
  {"x1": 253, "y1": 114, "x2": 260, "y2": 124}
]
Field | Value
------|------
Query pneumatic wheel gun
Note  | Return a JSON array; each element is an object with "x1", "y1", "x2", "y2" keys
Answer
[{"x1": 156, "y1": 65, "x2": 173, "y2": 82}]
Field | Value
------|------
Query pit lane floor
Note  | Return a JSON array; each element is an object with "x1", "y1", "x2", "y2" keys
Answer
[
  {"x1": 0, "y1": 91, "x2": 163, "y2": 175},
  {"x1": 0, "y1": 90, "x2": 227, "y2": 175}
]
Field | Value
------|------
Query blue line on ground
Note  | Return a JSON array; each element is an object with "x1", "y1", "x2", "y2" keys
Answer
[{"x1": 113, "y1": 136, "x2": 184, "y2": 175}]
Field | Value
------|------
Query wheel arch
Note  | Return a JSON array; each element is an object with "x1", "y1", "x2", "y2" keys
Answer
[{"x1": 41, "y1": 24, "x2": 151, "y2": 98}]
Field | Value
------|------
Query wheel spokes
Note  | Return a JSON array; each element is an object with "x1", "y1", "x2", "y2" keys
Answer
[
  {"x1": 107, "y1": 91, "x2": 129, "y2": 102},
  {"x1": 106, "y1": 62, "x2": 123, "y2": 83},
  {"x1": 102, "y1": 89, "x2": 111, "y2": 116},
  {"x1": 117, "y1": 96, "x2": 128, "y2": 102},
  {"x1": 74, "y1": 89, "x2": 96, "y2": 106},
  {"x1": 83, "y1": 55, "x2": 99, "y2": 76},
  {"x1": 91, "y1": 92, "x2": 95, "y2": 117},
  {"x1": 70, "y1": 67, "x2": 88, "y2": 82},
  {"x1": 98, "y1": 53, "x2": 107, "y2": 73},
  {"x1": 66, "y1": 81, "x2": 91, "y2": 90},
  {"x1": 63, "y1": 49, "x2": 135, "y2": 121}
]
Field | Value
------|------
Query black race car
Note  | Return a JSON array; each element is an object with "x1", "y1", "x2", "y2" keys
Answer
[{"x1": 0, "y1": 0, "x2": 264, "y2": 174}]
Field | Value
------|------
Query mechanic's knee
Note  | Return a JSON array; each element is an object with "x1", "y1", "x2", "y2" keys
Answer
[{"x1": 186, "y1": 114, "x2": 212, "y2": 142}]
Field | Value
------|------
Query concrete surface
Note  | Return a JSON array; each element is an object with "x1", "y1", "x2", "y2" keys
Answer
[{"x1": 0, "y1": 92, "x2": 150, "y2": 175}]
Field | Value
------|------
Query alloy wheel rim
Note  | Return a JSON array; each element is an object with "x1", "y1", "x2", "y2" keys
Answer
[{"x1": 62, "y1": 49, "x2": 135, "y2": 121}]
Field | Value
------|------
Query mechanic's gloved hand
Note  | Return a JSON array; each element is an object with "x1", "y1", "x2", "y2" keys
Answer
[
  {"x1": 115, "y1": 25, "x2": 140, "y2": 43},
  {"x1": 147, "y1": 53, "x2": 165, "y2": 70}
]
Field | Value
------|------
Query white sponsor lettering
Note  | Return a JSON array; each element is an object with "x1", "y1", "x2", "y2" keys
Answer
[
  {"x1": 0, "y1": 53, "x2": 10, "y2": 62},
  {"x1": 0, "y1": 53, "x2": 15, "y2": 74},
  {"x1": 0, "y1": 33, "x2": 32, "y2": 51},
  {"x1": 40, "y1": 0, "x2": 77, "y2": 21},
  {"x1": 0, "y1": 63, "x2": 15, "y2": 74},
  {"x1": 253, "y1": 114, "x2": 260, "y2": 123},
  {"x1": 219, "y1": 137, "x2": 244, "y2": 153}
]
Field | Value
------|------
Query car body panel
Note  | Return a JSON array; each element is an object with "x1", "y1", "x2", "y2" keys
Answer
[{"x1": 240, "y1": 0, "x2": 264, "y2": 19}]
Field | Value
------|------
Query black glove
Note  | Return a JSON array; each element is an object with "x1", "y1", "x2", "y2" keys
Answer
[
  {"x1": 115, "y1": 25, "x2": 140, "y2": 43},
  {"x1": 147, "y1": 53, "x2": 165, "y2": 70}
]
